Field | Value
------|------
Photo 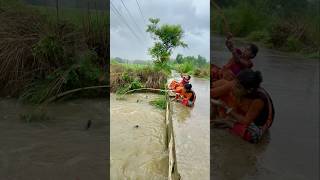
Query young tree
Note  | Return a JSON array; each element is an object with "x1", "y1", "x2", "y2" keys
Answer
[
  {"x1": 175, "y1": 54, "x2": 183, "y2": 64},
  {"x1": 146, "y1": 18, "x2": 188, "y2": 65}
]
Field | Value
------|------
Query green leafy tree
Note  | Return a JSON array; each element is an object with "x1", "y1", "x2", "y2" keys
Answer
[
  {"x1": 175, "y1": 54, "x2": 183, "y2": 64},
  {"x1": 146, "y1": 18, "x2": 188, "y2": 65}
]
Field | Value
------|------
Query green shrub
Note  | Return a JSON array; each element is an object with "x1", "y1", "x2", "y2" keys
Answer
[
  {"x1": 130, "y1": 79, "x2": 143, "y2": 90},
  {"x1": 149, "y1": 96, "x2": 167, "y2": 110},
  {"x1": 285, "y1": 36, "x2": 303, "y2": 52},
  {"x1": 247, "y1": 30, "x2": 270, "y2": 43},
  {"x1": 177, "y1": 61, "x2": 194, "y2": 74},
  {"x1": 225, "y1": 2, "x2": 266, "y2": 37}
]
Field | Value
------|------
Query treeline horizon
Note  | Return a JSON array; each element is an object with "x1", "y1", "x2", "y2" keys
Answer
[
  {"x1": 23, "y1": 0, "x2": 108, "y2": 10},
  {"x1": 212, "y1": 0, "x2": 319, "y2": 57}
]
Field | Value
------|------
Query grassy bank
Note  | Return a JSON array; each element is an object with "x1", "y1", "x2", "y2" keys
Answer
[
  {"x1": 0, "y1": 0, "x2": 108, "y2": 103},
  {"x1": 211, "y1": 0, "x2": 319, "y2": 58},
  {"x1": 110, "y1": 60, "x2": 168, "y2": 94}
]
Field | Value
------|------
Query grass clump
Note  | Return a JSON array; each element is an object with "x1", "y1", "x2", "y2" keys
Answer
[
  {"x1": 0, "y1": 1, "x2": 108, "y2": 102},
  {"x1": 149, "y1": 96, "x2": 167, "y2": 110}
]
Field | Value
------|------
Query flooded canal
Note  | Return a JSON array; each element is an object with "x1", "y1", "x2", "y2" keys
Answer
[
  {"x1": 211, "y1": 36, "x2": 319, "y2": 180},
  {"x1": 170, "y1": 74, "x2": 210, "y2": 179},
  {"x1": 110, "y1": 93, "x2": 168, "y2": 179},
  {"x1": 0, "y1": 98, "x2": 108, "y2": 180}
]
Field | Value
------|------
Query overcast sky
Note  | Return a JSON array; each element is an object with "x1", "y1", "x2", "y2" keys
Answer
[{"x1": 110, "y1": 0, "x2": 210, "y2": 61}]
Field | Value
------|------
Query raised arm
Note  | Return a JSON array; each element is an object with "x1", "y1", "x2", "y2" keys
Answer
[{"x1": 225, "y1": 33, "x2": 241, "y2": 63}]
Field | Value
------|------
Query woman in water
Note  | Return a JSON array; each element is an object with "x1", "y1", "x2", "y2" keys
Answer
[
  {"x1": 212, "y1": 69, "x2": 274, "y2": 143},
  {"x1": 175, "y1": 83, "x2": 196, "y2": 107}
]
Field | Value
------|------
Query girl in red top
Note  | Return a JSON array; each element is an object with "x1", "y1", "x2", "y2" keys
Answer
[{"x1": 213, "y1": 33, "x2": 259, "y2": 81}]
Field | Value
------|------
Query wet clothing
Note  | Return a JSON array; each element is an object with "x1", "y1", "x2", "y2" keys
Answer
[
  {"x1": 212, "y1": 48, "x2": 253, "y2": 81},
  {"x1": 176, "y1": 89, "x2": 196, "y2": 107},
  {"x1": 223, "y1": 49, "x2": 253, "y2": 77},
  {"x1": 230, "y1": 123, "x2": 263, "y2": 143},
  {"x1": 169, "y1": 78, "x2": 189, "y2": 91},
  {"x1": 230, "y1": 88, "x2": 275, "y2": 143}
]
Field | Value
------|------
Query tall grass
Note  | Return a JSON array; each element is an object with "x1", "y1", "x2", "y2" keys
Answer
[
  {"x1": 110, "y1": 63, "x2": 168, "y2": 94},
  {"x1": 0, "y1": 1, "x2": 109, "y2": 102}
]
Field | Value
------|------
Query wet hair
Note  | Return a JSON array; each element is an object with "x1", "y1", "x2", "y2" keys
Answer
[
  {"x1": 249, "y1": 43, "x2": 259, "y2": 58},
  {"x1": 237, "y1": 69, "x2": 262, "y2": 91},
  {"x1": 184, "y1": 83, "x2": 192, "y2": 90}
]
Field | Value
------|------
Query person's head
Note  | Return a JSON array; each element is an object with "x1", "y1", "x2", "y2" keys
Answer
[
  {"x1": 183, "y1": 75, "x2": 191, "y2": 80},
  {"x1": 243, "y1": 43, "x2": 258, "y2": 59},
  {"x1": 234, "y1": 69, "x2": 263, "y2": 98},
  {"x1": 184, "y1": 83, "x2": 192, "y2": 91}
]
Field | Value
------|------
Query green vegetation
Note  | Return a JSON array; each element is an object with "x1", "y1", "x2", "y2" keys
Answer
[
  {"x1": 172, "y1": 54, "x2": 210, "y2": 78},
  {"x1": 212, "y1": 0, "x2": 319, "y2": 57},
  {"x1": 110, "y1": 60, "x2": 168, "y2": 94},
  {"x1": 146, "y1": 18, "x2": 188, "y2": 71},
  {"x1": 149, "y1": 95, "x2": 167, "y2": 110},
  {"x1": 0, "y1": 0, "x2": 108, "y2": 103}
]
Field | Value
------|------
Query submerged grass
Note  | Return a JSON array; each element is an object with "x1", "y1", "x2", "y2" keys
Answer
[
  {"x1": 20, "y1": 110, "x2": 50, "y2": 123},
  {"x1": 149, "y1": 95, "x2": 167, "y2": 110}
]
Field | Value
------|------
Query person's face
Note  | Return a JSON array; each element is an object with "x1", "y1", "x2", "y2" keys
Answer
[{"x1": 242, "y1": 46, "x2": 253, "y2": 59}]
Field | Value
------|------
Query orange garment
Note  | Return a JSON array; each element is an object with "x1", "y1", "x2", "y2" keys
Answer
[
  {"x1": 169, "y1": 80, "x2": 180, "y2": 90},
  {"x1": 234, "y1": 98, "x2": 265, "y2": 125},
  {"x1": 211, "y1": 79, "x2": 235, "y2": 99},
  {"x1": 176, "y1": 89, "x2": 196, "y2": 107},
  {"x1": 169, "y1": 79, "x2": 189, "y2": 91},
  {"x1": 182, "y1": 91, "x2": 194, "y2": 101},
  {"x1": 211, "y1": 79, "x2": 238, "y2": 118}
]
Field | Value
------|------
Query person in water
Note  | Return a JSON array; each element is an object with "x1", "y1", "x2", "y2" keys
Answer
[
  {"x1": 212, "y1": 69, "x2": 274, "y2": 143},
  {"x1": 169, "y1": 73, "x2": 191, "y2": 91},
  {"x1": 214, "y1": 33, "x2": 259, "y2": 81},
  {"x1": 175, "y1": 83, "x2": 196, "y2": 107}
]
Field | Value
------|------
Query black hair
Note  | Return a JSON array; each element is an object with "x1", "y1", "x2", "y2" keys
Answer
[
  {"x1": 237, "y1": 69, "x2": 262, "y2": 91},
  {"x1": 249, "y1": 43, "x2": 259, "y2": 58},
  {"x1": 184, "y1": 83, "x2": 192, "y2": 90},
  {"x1": 187, "y1": 75, "x2": 191, "y2": 80}
]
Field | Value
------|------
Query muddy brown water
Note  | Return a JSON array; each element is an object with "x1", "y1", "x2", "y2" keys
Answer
[
  {"x1": 110, "y1": 75, "x2": 210, "y2": 180},
  {"x1": 211, "y1": 36, "x2": 319, "y2": 180},
  {"x1": 0, "y1": 98, "x2": 108, "y2": 180},
  {"x1": 170, "y1": 74, "x2": 210, "y2": 180},
  {"x1": 110, "y1": 93, "x2": 168, "y2": 179}
]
